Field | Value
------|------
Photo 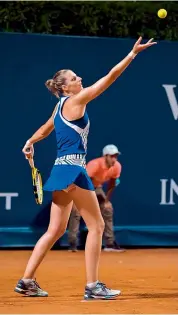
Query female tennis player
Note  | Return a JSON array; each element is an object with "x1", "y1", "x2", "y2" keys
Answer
[{"x1": 15, "y1": 37, "x2": 156, "y2": 299}]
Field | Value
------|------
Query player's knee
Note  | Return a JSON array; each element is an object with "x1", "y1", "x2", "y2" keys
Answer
[
  {"x1": 48, "y1": 226, "x2": 66, "y2": 240},
  {"x1": 57, "y1": 226, "x2": 66, "y2": 238},
  {"x1": 95, "y1": 218, "x2": 105, "y2": 235}
]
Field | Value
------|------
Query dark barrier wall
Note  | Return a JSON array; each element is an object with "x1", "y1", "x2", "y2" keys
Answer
[{"x1": 0, "y1": 32, "x2": 178, "y2": 247}]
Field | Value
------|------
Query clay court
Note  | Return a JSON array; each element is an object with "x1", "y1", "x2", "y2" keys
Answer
[{"x1": 0, "y1": 249, "x2": 178, "y2": 314}]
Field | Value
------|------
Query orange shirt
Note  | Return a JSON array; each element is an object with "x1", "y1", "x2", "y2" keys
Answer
[{"x1": 86, "y1": 157, "x2": 121, "y2": 188}]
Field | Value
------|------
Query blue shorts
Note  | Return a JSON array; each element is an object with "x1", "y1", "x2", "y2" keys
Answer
[{"x1": 43, "y1": 165, "x2": 94, "y2": 192}]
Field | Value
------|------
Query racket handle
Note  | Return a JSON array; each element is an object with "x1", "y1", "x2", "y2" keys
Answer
[
  {"x1": 25, "y1": 147, "x2": 34, "y2": 168},
  {"x1": 28, "y1": 157, "x2": 34, "y2": 168}
]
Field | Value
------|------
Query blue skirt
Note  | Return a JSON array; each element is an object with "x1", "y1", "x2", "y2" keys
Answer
[{"x1": 43, "y1": 165, "x2": 94, "y2": 192}]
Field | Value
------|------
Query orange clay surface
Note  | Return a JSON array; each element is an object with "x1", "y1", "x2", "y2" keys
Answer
[{"x1": 1, "y1": 249, "x2": 178, "y2": 314}]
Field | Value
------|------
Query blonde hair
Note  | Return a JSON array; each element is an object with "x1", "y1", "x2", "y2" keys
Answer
[{"x1": 45, "y1": 69, "x2": 69, "y2": 98}]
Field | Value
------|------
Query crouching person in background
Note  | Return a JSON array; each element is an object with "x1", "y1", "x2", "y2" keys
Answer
[{"x1": 68, "y1": 144, "x2": 125, "y2": 253}]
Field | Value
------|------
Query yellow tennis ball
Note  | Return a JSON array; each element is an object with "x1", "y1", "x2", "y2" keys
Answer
[{"x1": 157, "y1": 9, "x2": 167, "y2": 19}]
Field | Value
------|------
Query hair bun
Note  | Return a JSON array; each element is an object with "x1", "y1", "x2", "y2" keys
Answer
[
  {"x1": 45, "y1": 79, "x2": 54, "y2": 87},
  {"x1": 45, "y1": 78, "x2": 59, "y2": 98}
]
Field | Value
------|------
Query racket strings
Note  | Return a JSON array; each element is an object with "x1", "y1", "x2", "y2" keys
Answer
[{"x1": 32, "y1": 168, "x2": 43, "y2": 204}]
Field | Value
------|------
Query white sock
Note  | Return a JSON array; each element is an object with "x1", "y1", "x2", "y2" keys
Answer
[{"x1": 87, "y1": 280, "x2": 99, "y2": 289}]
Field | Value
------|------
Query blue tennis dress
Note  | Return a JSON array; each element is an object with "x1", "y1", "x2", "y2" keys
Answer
[{"x1": 43, "y1": 96, "x2": 94, "y2": 192}]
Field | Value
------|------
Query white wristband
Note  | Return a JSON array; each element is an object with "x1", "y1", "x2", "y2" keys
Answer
[{"x1": 128, "y1": 51, "x2": 137, "y2": 59}]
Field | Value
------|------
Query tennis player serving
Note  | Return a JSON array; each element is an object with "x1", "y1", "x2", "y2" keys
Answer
[{"x1": 15, "y1": 37, "x2": 156, "y2": 300}]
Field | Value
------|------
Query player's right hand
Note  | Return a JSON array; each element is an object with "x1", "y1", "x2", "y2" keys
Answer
[{"x1": 22, "y1": 140, "x2": 34, "y2": 159}]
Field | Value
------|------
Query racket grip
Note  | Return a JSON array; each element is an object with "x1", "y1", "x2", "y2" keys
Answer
[
  {"x1": 28, "y1": 158, "x2": 34, "y2": 168},
  {"x1": 25, "y1": 147, "x2": 34, "y2": 167}
]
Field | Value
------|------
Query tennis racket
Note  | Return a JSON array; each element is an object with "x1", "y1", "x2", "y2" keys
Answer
[{"x1": 26, "y1": 149, "x2": 43, "y2": 205}]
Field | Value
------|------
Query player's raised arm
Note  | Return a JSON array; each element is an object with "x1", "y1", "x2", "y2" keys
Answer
[{"x1": 71, "y1": 37, "x2": 157, "y2": 107}]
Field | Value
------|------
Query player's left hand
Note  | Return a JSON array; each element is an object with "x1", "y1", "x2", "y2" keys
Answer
[{"x1": 132, "y1": 37, "x2": 157, "y2": 54}]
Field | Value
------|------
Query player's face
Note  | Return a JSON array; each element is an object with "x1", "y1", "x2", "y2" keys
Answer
[
  {"x1": 62, "y1": 71, "x2": 83, "y2": 95},
  {"x1": 105, "y1": 154, "x2": 118, "y2": 167}
]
